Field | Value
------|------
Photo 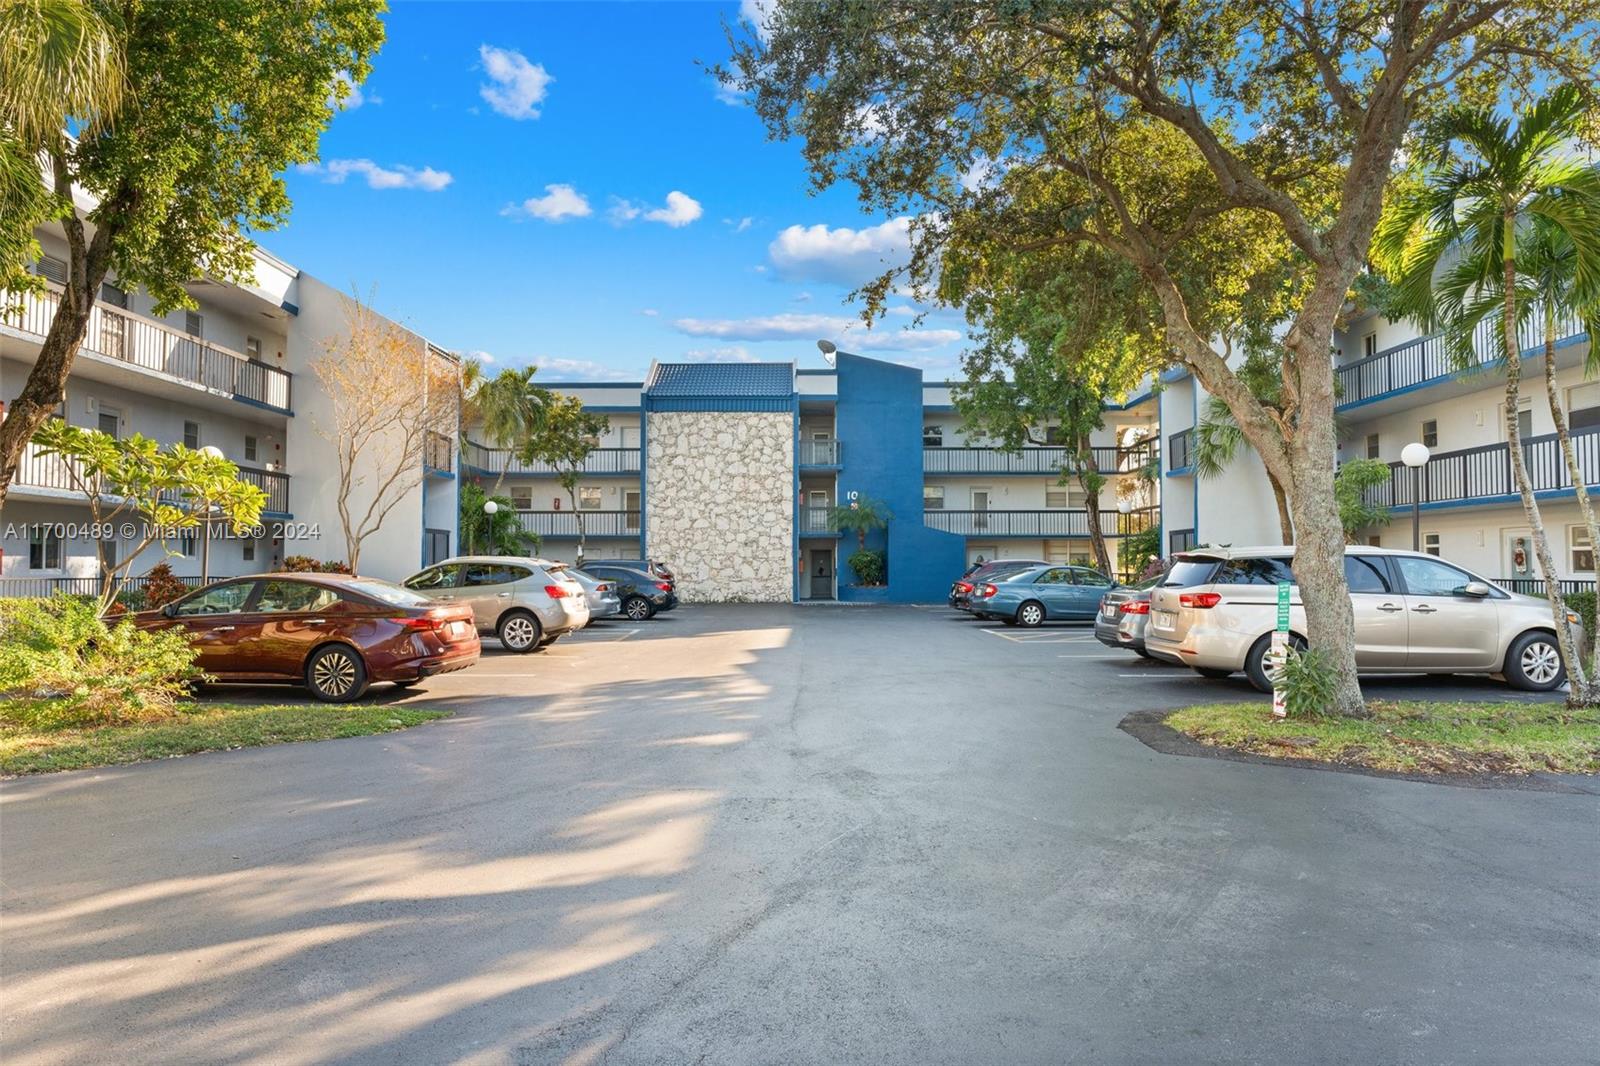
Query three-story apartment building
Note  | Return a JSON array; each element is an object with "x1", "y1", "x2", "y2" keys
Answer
[{"x1": 1, "y1": 221, "x2": 463, "y2": 595}]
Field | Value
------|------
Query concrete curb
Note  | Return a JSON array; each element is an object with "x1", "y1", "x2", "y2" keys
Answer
[{"x1": 1118, "y1": 709, "x2": 1600, "y2": 795}]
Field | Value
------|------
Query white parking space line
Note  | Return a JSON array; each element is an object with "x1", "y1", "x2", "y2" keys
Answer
[
  {"x1": 569, "y1": 627, "x2": 640, "y2": 642},
  {"x1": 982, "y1": 628, "x2": 1101, "y2": 645}
]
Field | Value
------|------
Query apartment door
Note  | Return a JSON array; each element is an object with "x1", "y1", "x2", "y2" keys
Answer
[
  {"x1": 425, "y1": 529, "x2": 451, "y2": 566},
  {"x1": 1506, "y1": 533, "x2": 1535, "y2": 583},
  {"x1": 808, "y1": 548, "x2": 834, "y2": 600},
  {"x1": 624, "y1": 490, "x2": 641, "y2": 530},
  {"x1": 971, "y1": 488, "x2": 992, "y2": 532},
  {"x1": 807, "y1": 489, "x2": 830, "y2": 533},
  {"x1": 621, "y1": 426, "x2": 640, "y2": 449}
]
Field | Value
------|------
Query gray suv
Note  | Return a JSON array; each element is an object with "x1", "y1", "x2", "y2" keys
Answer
[
  {"x1": 1144, "y1": 546, "x2": 1578, "y2": 691},
  {"x1": 403, "y1": 556, "x2": 589, "y2": 652}
]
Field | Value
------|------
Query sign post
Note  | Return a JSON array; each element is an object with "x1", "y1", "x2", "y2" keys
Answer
[{"x1": 1271, "y1": 581, "x2": 1291, "y2": 718}]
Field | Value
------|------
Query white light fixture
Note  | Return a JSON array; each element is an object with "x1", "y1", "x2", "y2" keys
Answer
[
  {"x1": 483, "y1": 500, "x2": 499, "y2": 515},
  {"x1": 1401, "y1": 441, "x2": 1430, "y2": 468},
  {"x1": 1117, "y1": 497, "x2": 1134, "y2": 515}
]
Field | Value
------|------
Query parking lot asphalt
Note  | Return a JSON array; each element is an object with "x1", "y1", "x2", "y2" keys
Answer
[{"x1": 3, "y1": 605, "x2": 1596, "y2": 1065}]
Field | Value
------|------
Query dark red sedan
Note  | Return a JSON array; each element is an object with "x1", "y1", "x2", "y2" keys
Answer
[{"x1": 134, "y1": 574, "x2": 480, "y2": 701}]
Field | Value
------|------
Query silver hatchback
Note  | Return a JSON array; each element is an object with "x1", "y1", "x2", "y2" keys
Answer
[
  {"x1": 1144, "y1": 546, "x2": 1578, "y2": 692},
  {"x1": 567, "y1": 568, "x2": 622, "y2": 622},
  {"x1": 402, "y1": 556, "x2": 589, "y2": 652}
]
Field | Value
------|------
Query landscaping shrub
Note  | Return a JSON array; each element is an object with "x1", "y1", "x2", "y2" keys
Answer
[
  {"x1": 0, "y1": 595, "x2": 205, "y2": 728},
  {"x1": 283, "y1": 555, "x2": 352, "y2": 574},
  {"x1": 1564, "y1": 589, "x2": 1595, "y2": 636},
  {"x1": 848, "y1": 548, "x2": 888, "y2": 586},
  {"x1": 1275, "y1": 645, "x2": 1339, "y2": 718},
  {"x1": 141, "y1": 562, "x2": 189, "y2": 608}
]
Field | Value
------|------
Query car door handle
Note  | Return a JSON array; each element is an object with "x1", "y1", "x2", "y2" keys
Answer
[
  {"x1": 212, "y1": 625, "x2": 235, "y2": 632},
  {"x1": 1377, "y1": 603, "x2": 1403, "y2": 613},
  {"x1": 1412, "y1": 605, "x2": 1437, "y2": 614},
  {"x1": 496, "y1": 592, "x2": 512, "y2": 598},
  {"x1": 305, "y1": 618, "x2": 326, "y2": 626}
]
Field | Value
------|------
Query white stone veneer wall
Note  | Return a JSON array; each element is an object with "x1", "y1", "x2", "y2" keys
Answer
[{"x1": 646, "y1": 411, "x2": 794, "y2": 602}]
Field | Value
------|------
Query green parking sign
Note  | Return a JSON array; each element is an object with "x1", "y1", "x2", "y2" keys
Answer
[{"x1": 1276, "y1": 582, "x2": 1291, "y2": 632}]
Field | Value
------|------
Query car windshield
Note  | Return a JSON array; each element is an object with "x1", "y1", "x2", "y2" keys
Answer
[
  {"x1": 1163, "y1": 558, "x2": 1221, "y2": 586},
  {"x1": 340, "y1": 578, "x2": 434, "y2": 607}
]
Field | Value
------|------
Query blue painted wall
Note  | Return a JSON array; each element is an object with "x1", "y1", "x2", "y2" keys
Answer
[{"x1": 833, "y1": 352, "x2": 967, "y2": 602}]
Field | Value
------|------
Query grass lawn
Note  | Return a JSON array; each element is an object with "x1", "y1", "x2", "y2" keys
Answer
[
  {"x1": 0, "y1": 702, "x2": 451, "y2": 776},
  {"x1": 1166, "y1": 700, "x2": 1600, "y2": 775}
]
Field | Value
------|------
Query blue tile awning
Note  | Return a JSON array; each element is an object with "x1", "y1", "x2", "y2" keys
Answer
[{"x1": 643, "y1": 362, "x2": 796, "y2": 411}]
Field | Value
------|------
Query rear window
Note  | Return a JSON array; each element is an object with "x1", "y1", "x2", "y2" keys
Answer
[
  {"x1": 1162, "y1": 559, "x2": 1221, "y2": 587},
  {"x1": 341, "y1": 579, "x2": 434, "y2": 607},
  {"x1": 1216, "y1": 557, "x2": 1296, "y2": 585}
]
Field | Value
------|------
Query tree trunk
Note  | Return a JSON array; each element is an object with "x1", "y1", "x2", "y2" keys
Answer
[
  {"x1": 1500, "y1": 247, "x2": 1588, "y2": 703},
  {"x1": 1081, "y1": 475, "x2": 1112, "y2": 576},
  {"x1": 1271, "y1": 475, "x2": 1294, "y2": 544},
  {"x1": 568, "y1": 482, "x2": 586, "y2": 562},
  {"x1": 1540, "y1": 303, "x2": 1600, "y2": 699}
]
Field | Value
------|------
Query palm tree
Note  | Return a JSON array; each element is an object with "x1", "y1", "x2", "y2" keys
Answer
[
  {"x1": 463, "y1": 365, "x2": 550, "y2": 495},
  {"x1": 1373, "y1": 83, "x2": 1600, "y2": 703},
  {"x1": 828, "y1": 495, "x2": 890, "y2": 551}
]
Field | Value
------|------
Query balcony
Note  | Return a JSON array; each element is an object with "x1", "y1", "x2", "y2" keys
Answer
[
  {"x1": 462, "y1": 440, "x2": 640, "y2": 477},
  {"x1": 923, "y1": 442, "x2": 1157, "y2": 476},
  {"x1": 923, "y1": 509, "x2": 1120, "y2": 538},
  {"x1": 1361, "y1": 426, "x2": 1600, "y2": 510},
  {"x1": 798, "y1": 505, "x2": 839, "y2": 535},
  {"x1": 1335, "y1": 300, "x2": 1587, "y2": 411},
  {"x1": 798, "y1": 439, "x2": 841, "y2": 467},
  {"x1": 3, "y1": 284, "x2": 293, "y2": 414},
  {"x1": 1167, "y1": 429, "x2": 1194, "y2": 473},
  {"x1": 513, "y1": 510, "x2": 642, "y2": 539},
  {"x1": 11, "y1": 439, "x2": 292, "y2": 517},
  {"x1": 424, "y1": 430, "x2": 453, "y2": 474}
]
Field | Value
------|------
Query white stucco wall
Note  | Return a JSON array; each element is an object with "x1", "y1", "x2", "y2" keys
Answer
[{"x1": 646, "y1": 410, "x2": 794, "y2": 602}]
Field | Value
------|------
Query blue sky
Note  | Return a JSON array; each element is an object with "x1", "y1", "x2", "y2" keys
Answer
[{"x1": 263, "y1": 1, "x2": 967, "y2": 382}]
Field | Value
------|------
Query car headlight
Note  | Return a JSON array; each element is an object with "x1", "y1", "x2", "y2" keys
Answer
[{"x1": 1567, "y1": 610, "x2": 1582, "y2": 626}]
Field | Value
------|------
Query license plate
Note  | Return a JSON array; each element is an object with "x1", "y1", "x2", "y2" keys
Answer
[
  {"x1": 1152, "y1": 609, "x2": 1176, "y2": 629},
  {"x1": 1101, "y1": 604, "x2": 1118, "y2": 620},
  {"x1": 448, "y1": 621, "x2": 470, "y2": 640}
]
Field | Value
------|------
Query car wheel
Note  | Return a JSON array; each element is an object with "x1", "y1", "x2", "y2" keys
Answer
[
  {"x1": 1196, "y1": 667, "x2": 1233, "y2": 680},
  {"x1": 1505, "y1": 630, "x2": 1566, "y2": 691},
  {"x1": 624, "y1": 596, "x2": 653, "y2": 621},
  {"x1": 1016, "y1": 601, "x2": 1046, "y2": 627},
  {"x1": 1244, "y1": 633, "x2": 1306, "y2": 693},
  {"x1": 306, "y1": 644, "x2": 369, "y2": 702},
  {"x1": 497, "y1": 611, "x2": 542, "y2": 653}
]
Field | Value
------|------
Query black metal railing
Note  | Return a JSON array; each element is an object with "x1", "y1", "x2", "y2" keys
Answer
[
  {"x1": 513, "y1": 510, "x2": 642, "y2": 538},
  {"x1": 1334, "y1": 300, "x2": 1586, "y2": 409},
  {"x1": 237, "y1": 467, "x2": 290, "y2": 514},
  {"x1": 798, "y1": 439, "x2": 841, "y2": 466},
  {"x1": 13, "y1": 441, "x2": 291, "y2": 515},
  {"x1": 923, "y1": 509, "x2": 1121, "y2": 537},
  {"x1": 1496, "y1": 577, "x2": 1598, "y2": 597},
  {"x1": 424, "y1": 430, "x2": 453, "y2": 472},
  {"x1": 462, "y1": 440, "x2": 641, "y2": 476},
  {"x1": 1362, "y1": 426, "x2": 1600, "y2": 509},
  {"x1": 1167, "y1": 429, "x2": 1194, "y2": 472},
  {"x1": 922, "y1": 442, "x2": 1158, "y2": 476},
  {"x1": 4, "y1": 284, "x2": 292, "y2": 412}
]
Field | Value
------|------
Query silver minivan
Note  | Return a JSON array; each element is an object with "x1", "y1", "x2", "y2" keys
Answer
[
  {"x1": 402, "y1": 556, "x2": 589, "y2": 652},
  {"x1": 1144, "y1": 546, "x2": 1578, "y2": 692}
]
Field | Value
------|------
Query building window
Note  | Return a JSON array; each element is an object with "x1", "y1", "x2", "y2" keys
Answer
[
  {"x1": 923, "y1": 485, "x2": 944, "y2": 510},
  {"x1": 1365, "y1": 433, "x2": 1380, "y2": 460},
  {"x1": 1044, "y1": 425, "x2": 1068, "y2": 445},
  {"x1": 1366, "y1": 535, "x2": 1382, "y2": 547},
  {"x1": 1421, "y1": 419, "x2": 1438, "y2": 448},
  {"x1": 183, "y1": 421, "x2": 200, "y2": 449},
  {"x1": 1363, "y1": 332, "x2": 1377, "y2": 358},
  {"x1": 99, "y1": 537, "x2": 118, "y2": 574},
  {"x1": 184, "y1": 311, "x2": 203, "y2": 337},
  {"x1": 244, "y1": 435, "x2": 258, "y2": 462},
  {"x1": 923, "y1": 425, "x2": 943, "y2": 448},
  {"x1": 99, "y1": 281, "x2": 128, "y2": 308},
  {"x1": 1569, "y1": 382, "x2": 1600, "y2": 432},
  {"x1": 1423, "y1": 532, "x2": 1441, "y2": 557},
  {"x1": 29, "y1": 527, "x2": 62, "y2": 570},
  {"x1": 510, "y1": 486, "x2": 533, "y2": 509},
  {"x1": 1506, "y1": 399, "x2": 1533, "y2": 441},
  {"x1": 246, "y1": 336, "x2": 262, "y2": 361},
  {"x1": 1045, "y1": 485, "x2": 1069, "y2": 509},
  {"x1": 1572, "y1": 527, "x2": 1595, "y2": 573},
  {"x1": 35, "y1": 255, "x2": 67, "y2": 285},
  {"x1": 578, "y1": 486, "x2": 602, "y2": 510},
  {"x1": 242, "y1": 537, "x2": 256, "y2": 563},
  {"x1": 97, "y1": 407, "x2": 119, "y2": 438}
]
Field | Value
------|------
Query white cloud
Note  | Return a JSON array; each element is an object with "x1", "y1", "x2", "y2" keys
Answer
[
  {"x1": 683, "y1": 345, "x2": 757, "y2": 362},
  {"x1": 464, "y1": 349, "x2": 496, "y2": 365},
  {"x1": 672, "y1": 311, "x2": 959, "y2": 352},
  {"x1": 739, "y1": 0, "x2": 775, "y2": 41},
  {"x1": 328, "y1": 71, "x2": 376, "y2": 111},
  {"x1": 959, "y1": 154, "x2": 1006, "y2": 192},
  {"x1": 479, "y1": 44, "x2": 552, "y2": 120},
  {"x1": 297, "y1": 159, "x2": 453, "y2": 191},
  {"x1": 639, "y1": 308, "x2": 659, "y2": 317},
  {"x1": 724, "y1": 216, "x2": 754, "y2": 233},
  {"x1": 794, "y1": 292, "x2": 813, "y2": 303},
  {"x1": 768, "y1": 216, "x2": 914, "y2": 287},
  {"x1": 501, "y1": 183, "x2": 591, "y2": 221},
  {"x1": 714, "y1": 81, "x2": 748, "y2": 107},
  {"x1": 529, "y1": 357, "x2": 638, "y2": 381},
  {"x1": 610, "y1": 190, "x2": 704, "y2": 228}
]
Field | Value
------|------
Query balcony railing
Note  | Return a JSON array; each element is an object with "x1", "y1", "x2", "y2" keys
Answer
[
  {"x1": 1167, "y1": 429, "x2": 1194, "y2": 472},
  {"x1": 3, "y1": 284, "x2": 292, "y2": 413},
  {"x1": 1361, "y1": 426, "x2": 1600, "y2": 509},
  {"x1": 462, "y1": 440, "x2": 641, "y2": 476},
  {"x1": 798, "y1": 439, "x2": 841, "y2": 466},
  {"x1": 1335, "y1": 300, "x2": 1587, "y2": 410},
  {"x1": 1169, "y1": 528, "x2": 1198, "y2": 553},
  {"x1": 0, "y1": 573, "x2": 224, "y2": 600},
  {"x1": 424, "y1": 430, "x2": 453, "y2": 473},
  {"x1": 798, "y1": 505, "x2": 837, "y2": 534},
  {"x1": 12, "y1": 440, "x2": 291, "y2": 515},
  {"x1": 923, "y1": 509, "x2": 1121, "y2": 537},
  {"x1": 1497, "y1": 577, "x2": 1597, "y2": 597},
  {"x1": 922, "y1": 442, "x2": 1157, "y2": 476},
  {"x1": 513, "y1": 510, "x2": 642, "y2": 538}
]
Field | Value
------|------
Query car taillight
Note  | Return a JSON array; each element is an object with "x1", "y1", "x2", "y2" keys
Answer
[
  {"x1": 545, "y1": 584, "x2": 569, "y2": 598},
  {"x1": 597, "y1": 583, "x2": 611, "y2": 593},
  {"x1": 655, "y1": 582, "x2": 672, "y2": 592},
  {"x1": 397, "y1": 615, "x2": 445, "y2": 631},
  {"x1": 1180, "y1": 592, "x2": 1223, "y2": 609},
  {"x1": 1120, "y1": 601, "x2": 1151, "y2": 615},
  {"x1": 955, "y1": 581, "x2": 973, "y2": 593},
  {"x1": 976, "y1": 583, "x2": 997, "y2": 597}
]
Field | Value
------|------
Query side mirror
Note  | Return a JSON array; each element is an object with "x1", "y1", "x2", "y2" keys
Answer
[
  {"x1": 1460, "y1": 581, "x2": 1491, "y2": 598},
  {"x1": 162, "y1": 602, "x2": 178, "y2": 618}
]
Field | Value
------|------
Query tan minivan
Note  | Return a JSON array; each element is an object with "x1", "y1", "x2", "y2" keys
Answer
[{"x1": 1143, "y1": 546, "x2": 1578, "y2": 692}]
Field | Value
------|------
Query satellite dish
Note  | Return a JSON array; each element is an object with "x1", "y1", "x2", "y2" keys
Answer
[{"x1": 817, "y1": 338, "x2": 837, "y2": 366}]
